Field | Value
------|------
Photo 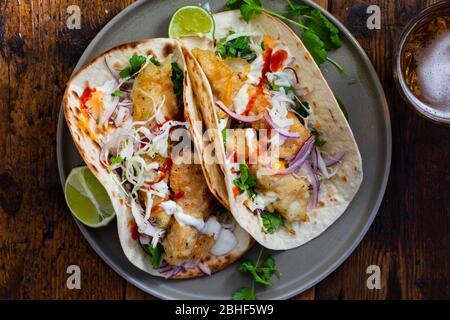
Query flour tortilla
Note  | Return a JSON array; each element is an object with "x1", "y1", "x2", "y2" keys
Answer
[
  {"x1": 182, "y1": 11, "x2": 363, "y2": 250},
  {"x1": 63, "y1": 39, "x2": 252, "y2": 278}
]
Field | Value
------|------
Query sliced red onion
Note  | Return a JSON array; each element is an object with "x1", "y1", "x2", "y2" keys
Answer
[
  {"x1": 325, "y1": 151, "x2": 345, "y2": 167},
  {"x1": 198, "y1": 262, "x2": 211, "y2": 276},
  {"x1": 263, "y1": 111, "x2": 300, "y2": 139},
  {"x1": 163, "y1": 266, "x2": 181, "y2": 279},
  {"x1": 182, "y1": 260, "x2": 199, "y2": 270},
  {"x1": 158, "y1": 264, "x2": 173, "y2": 274},
  {"x1": 216, "y1": 101, "x2": 264, "y2": 123},
  {"x1": 316, "y1": 148, "x2": 333, "y2": 179},
  {"x1": 272, "y1": 136, "x2": 315, "y2": 175},
  {"x1": 302, "y1": 160, "x2": 320, "y2": 208},
  {"x1": 311, "y1": 147, "x2": 318, "y2": 172},
  {"x1": 283, "y1": 67, "x2": 299, "y2": 84}
]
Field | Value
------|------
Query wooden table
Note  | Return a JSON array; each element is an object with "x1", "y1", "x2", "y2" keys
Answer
[{"x1": 0, "y1": 0, "x2": 448, "y2": 300}]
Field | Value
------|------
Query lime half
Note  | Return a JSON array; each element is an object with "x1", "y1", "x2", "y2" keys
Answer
[
  {"x1": 65, "y1": 166, "x2": 116, "y2": 228},
  {"x1": 169, "y1": 6, "x2": 215, "y2": 39}
]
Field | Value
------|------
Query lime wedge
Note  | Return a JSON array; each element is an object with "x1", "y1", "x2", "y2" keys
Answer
[
  {"x1": 169, "y1": 6, "x2": 215, "y2": 39},
  {"x1": 65, "y1": 166, "x2": 115, "y2": 228}
]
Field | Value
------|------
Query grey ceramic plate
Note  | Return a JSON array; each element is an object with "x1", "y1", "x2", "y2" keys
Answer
[{"x1": 56, "y1": 0, "x2": 391, "y2": 300}]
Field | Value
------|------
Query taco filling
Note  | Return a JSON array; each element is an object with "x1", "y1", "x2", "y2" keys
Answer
[
  {"x1": 190, "y1": 29, "x2": 348, "y2": 236},
  {"x1": 72, "y1": 47, "x2": 241, "y2": 278}
]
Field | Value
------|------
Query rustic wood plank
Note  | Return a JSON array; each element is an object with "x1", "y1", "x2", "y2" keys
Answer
[
  {"x1": 0, "y1": 0, "x2": 132, "y2": 299},
  {"x1": 289, "y1": 0, "x2": 329, "y2": 301},
  {"x1": 314, "y1": 0, "x2": 449, "y2": 300}
]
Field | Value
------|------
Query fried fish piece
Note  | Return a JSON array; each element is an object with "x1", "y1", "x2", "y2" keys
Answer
[
  {"x1": 192, "y1": 48, "x2": 245, "y2": 106},
  {"x1": 256, "y1": 167, "x2": 310, "y2": 223},
  {"x1": 163, "y1": 221, "x2": 215, "y2": 265},
  {"x1": 162, "y1": 156, "x2": 216, "y2": 265},
  {"x1": 131, "y1": 57, "x2": 178, "y2": 121},
  {"x1": 278, "y1": 113, "x2": 311, "y2": 159},
  {"x1": 169, "y1": 160, "x2": 214, "y2": 220}
]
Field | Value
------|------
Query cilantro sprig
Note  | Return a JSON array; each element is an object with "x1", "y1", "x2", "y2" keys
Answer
[
  {"x1": 107, "y1": 156, "x2": 123, "y2": 170},
  {"x1": 232, "y1": 247, "x2": 281, "y2": 300},
  {"x1": 269, "y1": 83, "x2": 295, "y2": 94},
  {"x1": 119, "y1": 54, "x2": 161, "y2": 79},
  {"x1": 225, "y1": 0, "x2": 346, "y2": 73},
  {"x1": 233, "y1": 164, "x2": 256, "y2": 197},
  {"x1": 171, "y1": 62, "x2": 184, "y2": 103},
  {"x1": 111, "y1": 90, "x2": 123, "y2": 97},
  {"x1": 217, "y1": 35, "x2": 257, "y2": 63},
  {"x1": 148, "y1": 243, "x2": 164, "y2": 269},
  {"x1": 225, "y1": 0, "x2": 309, "y2": 29},
  {"x1": 119, "y1": 54, "x2": 146, "y2": 78},
  {"x1": 311, "y1": 128, "x2": 327, "y2": 147},
  {"x1": 261, "y1": 211, "x2": 285, "y2": 234}
]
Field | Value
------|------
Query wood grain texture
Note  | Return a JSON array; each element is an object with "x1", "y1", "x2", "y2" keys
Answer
[{"x1": 0, "y1": 0, "x2": 448, "y2": 300}]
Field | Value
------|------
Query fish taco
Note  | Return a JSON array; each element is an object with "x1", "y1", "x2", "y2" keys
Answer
[
  {"x1": 63, "y1": 38, "x2": 252, "y2": 278},
  {"x1": 181, "y1": 11, "x2": 363, "y2": 250}
]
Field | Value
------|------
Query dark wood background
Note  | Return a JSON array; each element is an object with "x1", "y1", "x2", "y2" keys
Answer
[{"x1": 0, "y1": 0, "x2": 448, "y2": 300}]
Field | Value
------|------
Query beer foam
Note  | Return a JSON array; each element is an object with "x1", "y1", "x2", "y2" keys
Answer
[{"x1": 416, "y1": 30, "x2": 450, "y2": 109}]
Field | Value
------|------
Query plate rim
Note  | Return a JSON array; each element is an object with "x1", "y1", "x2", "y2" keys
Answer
[{"x1": 56, "y1": 0, "x2": 392, "y2": 300}]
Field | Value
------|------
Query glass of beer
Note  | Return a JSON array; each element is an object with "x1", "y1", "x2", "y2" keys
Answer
[{"x1": 394, "y1": 1, "x2": 450, "y2": 124}]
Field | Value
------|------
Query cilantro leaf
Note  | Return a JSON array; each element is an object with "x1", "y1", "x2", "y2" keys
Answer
[
  {"x1": 119, "y1": 69, "x2": 131, "y2": 79},
  {"x1": 108, "y1": 156, "x2": 123, "y2": 170},
  {"x1": 171, "y1": 62, "x2": 184, "y2": 102},
  {"x1": 238, "y1": 249, "x2": 280, "y2": 286},
  {"x1": 148, "y1": 243, "x2": 164, "y2": 269},
  {"x1": 150, "y1": 56, "x2": 160, "y2": 66},
  {"x1": 287, "y1": 0, "x2": 311, "y2": 17},
  {"x1": 109, "y1": 156, "x2": 123, "y2": 165},
  {"x1": 232, "y1": 287, "x2": 256, "y2": 300},
  {"x1": 304, "y1": 9, "x2": 341, "y2": 50},
  {"x1": 260, "y1": 256, "x2": 279, "y2": 280},
  {"x1": 311, "y1": 128, "x2": 327, "y2": 147},
  {"x1": 239, "y1": 260, "x2": 273, "y2": 286},
  {"x1": 301, "y1": 30, "x2": 328, "y2": 64},
  {"x1": 225, "y1": 0, "x2": 262, "y2": 22},
  {"x1": 239, "y1": 261, "x2": 262, "y2": 283},
  {"x1": 225, "y1": 0, "x2": 244, "y2": 9},
  {"x1": 261, "y1": 211, "x2": 285, "y2": 234},
  {"x1": 217, "y1": 36, "x2": 257, "y2": 63},
  {"x1": 232, "y1": 247, "x2": 281, "y2": 300},
  {"x1": 233, "y1": 164, "x2": 256, "y2": 196},
  {"x1": 225, "y1": 1, "x2": 347, "y2": 74},
  {"x1": 315, "y1": 139, "x2": 327, "y2": 147},
  {"x1": 119, "y1": 54, "x2": 147, "y2": 78},
  {"x1": 222, "y1": 127, "x2": 228, "y2": 144},
  {"x1": 111, "y1": 90, "x2": 123, "y2": 97},
  {"x1": 293, "y1": 100, "x2": 310, "y2": 121}
]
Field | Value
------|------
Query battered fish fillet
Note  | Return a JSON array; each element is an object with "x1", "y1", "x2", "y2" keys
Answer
[
  {"x1": 192, "y1": 48, "x2": 245, "y2": 106},
  {"x1": 278, "y1": 113, "x2": 311, "y2": 160},
  {"x1": 169, "y1": 160, "x2": 214, "y2": 220},
  {"x1": 131, "y1": 58, "x2": 178, "y2": 121},
  {"x1": 257, "y1": 167, "x2": 310, "y2": 223},
  {"x1": 163, "y1": 221, "x2": 215, "y2": 265},
  {"x1": 139, "y1": 155, "x2": 173, "y2": 230},
  {"x1": 163, "y1": 157, "x2": 216, "y2": 265}
]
